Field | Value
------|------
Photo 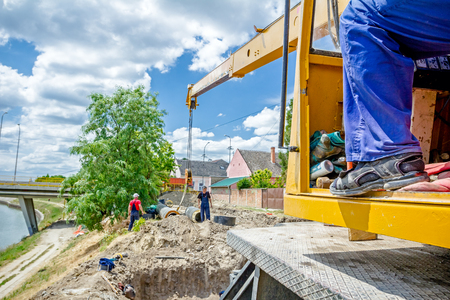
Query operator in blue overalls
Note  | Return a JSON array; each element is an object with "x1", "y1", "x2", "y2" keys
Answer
[
  {"x1": 330, "y1": 0, "x2": 450, "y2": 196},
  {"x1": 197, "y1": 186, "x2": 213, "y2": 222}
]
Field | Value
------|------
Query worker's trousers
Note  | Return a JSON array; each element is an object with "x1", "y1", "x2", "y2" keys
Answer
[
  {"x1": 200, "y1": 203, "x2": 210, "y2": 222},
  {"x1": 128, "y1": 211, "x2": 139, "y2": 231},
  {"x1": 340, "y1": 0, "x2": 450, "y2": 162}
]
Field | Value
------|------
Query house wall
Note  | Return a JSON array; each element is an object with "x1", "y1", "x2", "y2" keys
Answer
[
  {"x1": 211, "y1": 188, "x2": 265, "y2": 208},
  {"x1": 227, "y1": 150, "x2": 252, "y2": 178},
  {"x1": 192, "y1": 176, "x2": 211, "y2": 191}
]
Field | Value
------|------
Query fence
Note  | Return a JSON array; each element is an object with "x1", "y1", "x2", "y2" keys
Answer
[
  {"x1": 0, "y1": 175, "x2": 63, "y2": 187},
  {"x1": 212, "y1": 188, "x2": 284, "y2": 209}
]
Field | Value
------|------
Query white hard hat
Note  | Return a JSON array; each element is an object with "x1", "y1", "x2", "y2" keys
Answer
[{"x1": 133, "y1": 193, "x2": 139, "y2": 198}]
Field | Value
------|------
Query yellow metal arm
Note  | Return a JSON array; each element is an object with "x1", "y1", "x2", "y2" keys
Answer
[{"x1": 186, "y1": 2, "x2": 302, "y2": 102}]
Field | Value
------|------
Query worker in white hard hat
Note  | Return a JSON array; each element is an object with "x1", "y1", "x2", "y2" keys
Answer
[{"x1": 128, "y1": 193, "x2": 145, "y2": 231}]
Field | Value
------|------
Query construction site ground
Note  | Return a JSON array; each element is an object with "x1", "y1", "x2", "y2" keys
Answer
[{"x1": 2, "y1": 193, "x2": 305, "y2": 300}]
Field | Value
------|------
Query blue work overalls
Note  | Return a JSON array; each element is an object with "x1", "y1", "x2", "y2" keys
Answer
[
  {"x1": 199, "y1": 192, "x2": 211, "y2": 222},
  {"x1": 340, "y1": 0, "x2": 450, "y2": 162}
]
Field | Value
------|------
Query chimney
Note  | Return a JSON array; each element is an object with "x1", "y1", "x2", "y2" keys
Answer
[{"x1": 271, "y1": 147, "x2": 275, "y2": 164}]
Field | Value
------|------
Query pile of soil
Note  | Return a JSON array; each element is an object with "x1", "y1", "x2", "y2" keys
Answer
[{"x1": 32, "y1": 207, "x2": 306, "y2": 300}]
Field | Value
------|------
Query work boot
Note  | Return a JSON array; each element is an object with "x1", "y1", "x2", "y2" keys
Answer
[{"x1": 330, "y1": 152, "x2": 430, "y2": 196}]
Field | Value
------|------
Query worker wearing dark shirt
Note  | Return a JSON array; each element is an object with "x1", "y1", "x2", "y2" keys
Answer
[
  {"x1": 331, "y1": 0, "x2": 450, "y2": 196},
  {"x1": 197, "y1": 186, "x2": 213, "y2": 222}
]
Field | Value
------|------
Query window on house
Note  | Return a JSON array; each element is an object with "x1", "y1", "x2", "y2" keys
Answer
[{"x1": 220, "y1": 166, "x2": 225, "y2": 170}]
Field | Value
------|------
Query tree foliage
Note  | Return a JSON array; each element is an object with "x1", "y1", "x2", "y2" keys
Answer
[
  {"x1": 237, "y1": 177, "x2": 252, "y2": 190},
  {"x1": 278, "y1": 98, "x2": 293, "y2": 186},
  {"x1": 62, "y1": 86, "x2": 175, "y2": 230},
  {"x1": 250, "y1": 169, "x2": 274, "y2": 189}
]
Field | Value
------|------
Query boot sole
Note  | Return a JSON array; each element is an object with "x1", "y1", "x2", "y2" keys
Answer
[{"x1": 330, "y1": 171, "x2": 430, "y2": 197}]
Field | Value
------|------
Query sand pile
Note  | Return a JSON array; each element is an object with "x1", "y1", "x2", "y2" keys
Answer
[{"x1": 32, "y1": 207, "x2": 306, "y2": 300}]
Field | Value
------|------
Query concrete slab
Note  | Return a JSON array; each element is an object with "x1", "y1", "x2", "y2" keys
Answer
[{"x1": 227, "y1": 222, "x2": 450, "y2": 299}]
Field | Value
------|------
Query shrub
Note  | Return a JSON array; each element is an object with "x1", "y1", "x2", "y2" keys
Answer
[{"x1": 237, "y1": 178, "x2": 252, "y2": 190}]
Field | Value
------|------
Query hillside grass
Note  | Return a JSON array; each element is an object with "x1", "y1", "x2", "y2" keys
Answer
[{"x1": 0, "y1": 232, "x2": 42, "y2": 268}]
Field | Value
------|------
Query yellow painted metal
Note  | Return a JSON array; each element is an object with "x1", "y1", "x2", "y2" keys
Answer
[
  {"x1": 186, "y1": 2, "x2": 302, "y2": 100},
  {"x1": 182, "y1": 0, "x2": 450, "y2": 249},
  {"x1": 284, "y1": 192, "x2": 450, "y2": 248}
]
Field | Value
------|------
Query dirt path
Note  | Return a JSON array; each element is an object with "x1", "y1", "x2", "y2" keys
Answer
[{"x1": 0, "y1": 221, "x2": 75, "y2": 299}]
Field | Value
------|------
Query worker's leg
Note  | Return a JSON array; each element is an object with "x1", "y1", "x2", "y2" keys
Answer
[
  {"x1": 340, "y1": 0, "x2": 450, "y2": 162},
  {"x1": 200, "y1": 204, "x2": 205, "y2": 222},
  {"x1": 205, "y1": 205, "x2": 211, "y2": 221},
  {"x1": 332, "y1": 0, "x2": 450, "y2": 196},
  {"x1": 128, "y1": 214, "x2": 136, "y2": 231}
]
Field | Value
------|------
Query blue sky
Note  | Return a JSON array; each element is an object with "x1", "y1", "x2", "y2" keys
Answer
[{"x1": 0, "y1": 0, "x2": 300, "y2": 177}]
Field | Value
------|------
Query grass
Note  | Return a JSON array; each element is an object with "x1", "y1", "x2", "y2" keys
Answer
[
  {"x1": 0, "y1": 232, "x2": 42, "y2": 268},
  {"x1": 0, "y1": 233, "x2": 90, "y2": 300},
  {"x1": 1, "y1": 262, "x2": 67, "y2": 300},
  {"x1": 99, "y1": 232, "x2": 119, "y2": 252},
  {"x1": 33, "y1": 202, "x2": 64, "y2": 230},
  {"x1": 0, "y1": 274, "x2": 17, "y2": 288},
  {"x1": 19, "y1": 245, "x2": 54, "y2": 272}
]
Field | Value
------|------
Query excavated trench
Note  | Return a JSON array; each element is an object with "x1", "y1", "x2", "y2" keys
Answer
[{"x1": 32, "y1": 207, "x2": 306, "y2": 300}]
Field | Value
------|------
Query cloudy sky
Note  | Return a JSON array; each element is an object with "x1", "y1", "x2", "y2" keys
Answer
[{"x1": 0, "y1": 0, "x2": 299, "y2": 178}]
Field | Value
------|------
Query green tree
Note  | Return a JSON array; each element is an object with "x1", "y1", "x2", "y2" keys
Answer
[
  {"x1": 237, "y1": 177, "x2": 252, "y2": 190},
  {"x1": 278, "y1": 98, "x2": 293, "y2": 186},
  {"x1": 250, "y1": 169, "x2": 275, "y2": 189},
  {"x1": 62, "y1": 85, "x2": 176, "y2": 230}
]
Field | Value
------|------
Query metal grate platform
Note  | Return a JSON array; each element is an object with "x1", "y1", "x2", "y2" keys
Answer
[{"x1": 227, "y1": 223, "x2": 450, "y2": 299}]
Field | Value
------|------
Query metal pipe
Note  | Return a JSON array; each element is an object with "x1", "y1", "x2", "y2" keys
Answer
[
  {"x1": 278, "y1": 0, "x2": 290, "y2": 149},
  {"x1": 185, "y1": 206, "x2": 201, "y2": 223},
  {"x1": 202, "y1": 142, "x2": 210, "y2": 187},
  {"x1": 157, "y1": 203, "x2": 180, "y2": 219},
  {"x1": 224, "y1": 135, "x2": 232, "y2": 163},
  {"x1": 0, "y1": 111, "x2": 7, "y2": 142},
  {"x1": 14, "y1": 124, "x2": 21, "y2": 182}
]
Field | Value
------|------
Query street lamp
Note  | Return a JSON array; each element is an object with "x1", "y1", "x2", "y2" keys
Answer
[
  {"x1": 14, "y1": 124, "x2": 20, "y2": 182},
  {"x1": 0, "y1": 111, "x2": 7, "y2": 142},
  {"x1": 224, "y1": 135, "x2": 233, "y2": 163},
  {"x1": 202, "y1": 141, "x2": 210, "y2": 187}
]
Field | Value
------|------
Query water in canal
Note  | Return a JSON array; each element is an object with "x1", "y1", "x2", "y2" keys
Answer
[{"x1": 0, "y1": 204, "x2": 29, "y2": 250}]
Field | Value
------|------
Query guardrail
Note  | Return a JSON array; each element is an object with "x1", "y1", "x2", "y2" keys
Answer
[{"x1": 0, "y1": 175, "x2": 64, "y2": 187}]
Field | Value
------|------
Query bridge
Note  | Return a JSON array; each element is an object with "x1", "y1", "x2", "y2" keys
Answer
[{"x1": 0, "y1": 176, "x2": 71, "y2": 235}]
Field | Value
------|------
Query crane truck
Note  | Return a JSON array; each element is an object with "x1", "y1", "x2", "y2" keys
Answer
[{"x1": 185, "y1": 0, "x2": 450, "y2": 298}]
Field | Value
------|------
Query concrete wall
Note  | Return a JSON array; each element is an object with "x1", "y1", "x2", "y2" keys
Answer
[
  {"x1": 227, "y1": 150, "x2": 252, "y2": 178},
  {"x1": 212, "y1": 188, "x2": 265, "y2": 208}
]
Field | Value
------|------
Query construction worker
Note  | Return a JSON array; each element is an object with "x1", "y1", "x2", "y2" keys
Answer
[
  {"x1": 197, "y1": 186, "x2": 213, "y2": 222},
  {"x1": 331, "y1": 0, "x2": 450, "y2": 196},
  {"x1": 128, "y1": 193, "x2": 145, "y2": 231}
]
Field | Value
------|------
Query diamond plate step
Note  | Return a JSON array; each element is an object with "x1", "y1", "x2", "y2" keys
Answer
[{"x1": 227, "y1": 222, "x2": 450, "y2": 299}]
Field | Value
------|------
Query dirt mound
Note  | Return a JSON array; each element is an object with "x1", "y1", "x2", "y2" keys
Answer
[{"x1": 32, "y1": 207, "x2": 307, "y2": 300}]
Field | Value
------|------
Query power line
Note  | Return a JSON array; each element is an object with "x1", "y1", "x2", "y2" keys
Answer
[
  {"x1": 251, "y1": 122, "x2": 278, "y2": 150},
  {"x1": 171, "y1": 104, "x2": 277, "y2": 143}
]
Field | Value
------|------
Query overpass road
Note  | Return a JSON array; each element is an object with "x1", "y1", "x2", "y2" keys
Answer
[{"x1": 0, "y1": 176, "x2": 71, "y2": 235}]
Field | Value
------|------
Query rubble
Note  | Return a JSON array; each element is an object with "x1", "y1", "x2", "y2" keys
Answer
[{"x1": 31, "y1": 206, "x2": 305, "y2": 300}]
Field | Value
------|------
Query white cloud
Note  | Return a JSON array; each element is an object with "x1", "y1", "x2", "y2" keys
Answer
[
  {"x1": 243, "y1": 106, "x2": 280, "y2": 135},
  {"x1": 0, "y1": 0, "x2": 292, "y2": 175},
  {"x1": 167, "y1": 127, "x2": 278, "y2": 162},
  {"x1": 217, "y1": 113, "x2": 224, "y2": 117}
]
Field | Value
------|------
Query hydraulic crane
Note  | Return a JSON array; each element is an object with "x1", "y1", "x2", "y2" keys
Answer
[{"x1": 185, "y1": 0, "x2": 450, "y2": 249}]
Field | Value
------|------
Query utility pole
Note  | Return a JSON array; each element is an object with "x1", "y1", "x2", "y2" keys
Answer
[
  {"x1": 0, "y1": 111, "x2": 7, "y2": 142},
  {"x1": 202, "y1": 141, "x2": 210, "y2": 187},
  {"x1": 224, "y1": 135, "x2": 232, "y2": 163},
  {"x1": 14, "y1": 124, "x2": 20, "y2": 182}
]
